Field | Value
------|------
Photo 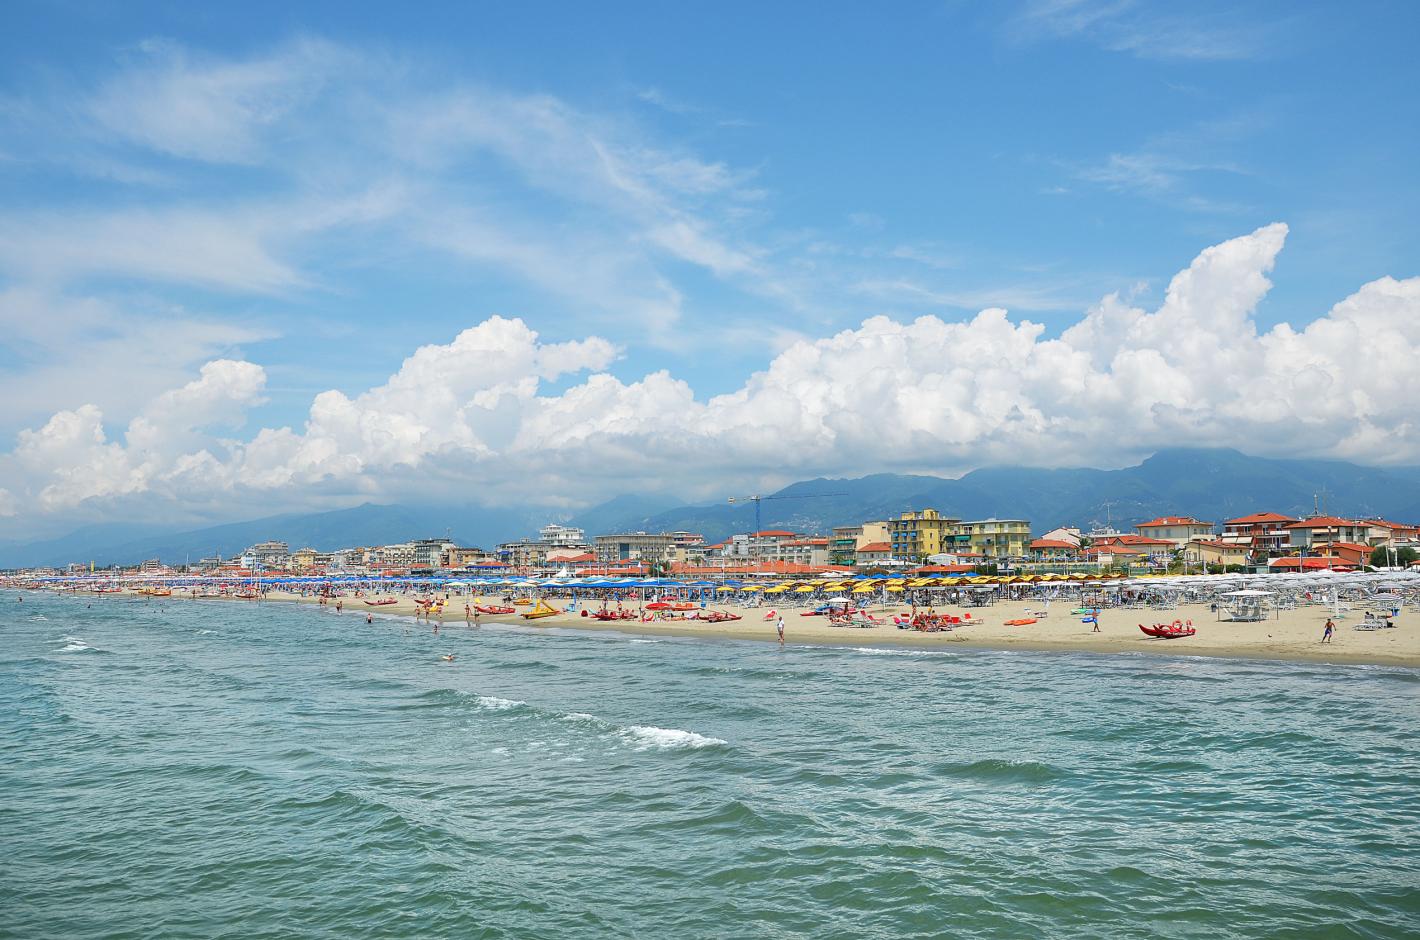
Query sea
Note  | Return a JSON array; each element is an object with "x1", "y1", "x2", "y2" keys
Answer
[{"x1": 4, "y1": 591, "x2": 1419, "y2": 939}]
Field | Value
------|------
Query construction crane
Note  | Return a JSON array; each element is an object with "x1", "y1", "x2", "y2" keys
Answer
[{"x1": 728, "y1": 491, "x2": 848, "y2": 537}]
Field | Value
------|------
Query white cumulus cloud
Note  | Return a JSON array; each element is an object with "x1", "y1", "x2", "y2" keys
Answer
[{"x1": 2, "y1": 224, "x2": 1418, "y2": 529}]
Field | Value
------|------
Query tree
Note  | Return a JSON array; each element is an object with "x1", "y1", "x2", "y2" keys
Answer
[{"x1": 1370, "y1": 545, "x2": 1418, "y2": 567}]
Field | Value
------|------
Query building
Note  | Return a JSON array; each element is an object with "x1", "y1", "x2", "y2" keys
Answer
[
  {"x1": 410, "y1": 539, "x2": 455, "y2": 568},
  {"x1": 764, "y1": 537, "x2": 830, "y2": 567},
  {"x1": 1220, "y1": 512, "x2": 1298, "y2": 558},
  {"x1": 888, "y1": 509, "x2": 966, "y2": 562},
  {"x1": 376, "y1": 542, "x2": 416, "y2": 568},
  {"x1": 594, "y1": 532, "x2": 678, "y2": 564},
  {"x1": 442, "y1": 547, "x2": 491, "y2": 568},
  {"x1": 725, "y1": 530, "x2": 802, "y2": 559},
  {"x1": 829, "y1": 522, "x2": 891, "y2": 565},
  {"x1": 961, "y1": 519, "x2": 1031, "y2": 559},
  {"x1": 1182, "y1": 539, "x2": 1251, "y2": 568},
  {"x1": 1029, "y1": 538, "x2": 1079, "y2": 561},
  {"x1": 1283, "y1": 516, "x2": 1378, "y2": 551},
  {"x1": 243, "y1": 540, "x2": 290, "y2": 569},
  {"x1": 1091, "y1": 533, "x2": 1177, "y2": 564},
  {"x1": 546, "y1": 548, "x2": 598, "y2": 566},
  {"x1": 1133, "y1": 517, "x2": 1215, "y2": 548},
  {"x1": 539, "y1": 524, "x2": 588, "y2": 547},
  {"x1": 289, "y1": 547, "x2": 319, "y2": 570},
  {"x1": 496, "y1": 539, "x2": 551, "y2": 568},
  {"x1": 854, "y1": 541, "x2": 893, "y2": 565},
  {"x1": 1036, "y1": 526, "x2": 1083, "y2": 548},
  {"x1": 1370, "y1": 520, "x2": 1420, "y2": 542}
]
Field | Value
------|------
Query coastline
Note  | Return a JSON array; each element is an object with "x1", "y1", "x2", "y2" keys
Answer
[{"x1": 125, "y1": 587, "x2": 1419, "y2": 669}]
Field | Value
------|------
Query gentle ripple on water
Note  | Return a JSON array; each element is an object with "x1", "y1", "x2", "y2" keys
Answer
[{"x1": 3, "y1": 590, "x2": 1420, "y2": 938}]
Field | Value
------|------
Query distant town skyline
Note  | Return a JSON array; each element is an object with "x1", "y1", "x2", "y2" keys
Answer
[{"x1": 2, "y1": 1, "x2": 1418, "y2": 535}]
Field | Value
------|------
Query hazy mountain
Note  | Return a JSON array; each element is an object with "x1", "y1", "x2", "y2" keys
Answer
[
  {"x1": 612, "y1": 449, "x2": 1420, "y2": 542},
  {"x1": 0, "y1": 503, "x2": 550, "y2": 569},
  {"x1": 5, "y1": 449, "x2": 1418, "y2": 567}
]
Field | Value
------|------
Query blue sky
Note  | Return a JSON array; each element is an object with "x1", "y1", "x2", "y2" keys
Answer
[{"x1": 1, "y1": 1, "x2": 1418, "y2": 533}]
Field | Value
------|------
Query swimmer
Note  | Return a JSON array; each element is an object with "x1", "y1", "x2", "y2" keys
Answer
[
  {"x1": 441, "y1": 653, "x2": 456, "y2": 662},
  {"x1": 367, "y1": 613, "x2": 373, "y2": 624}
]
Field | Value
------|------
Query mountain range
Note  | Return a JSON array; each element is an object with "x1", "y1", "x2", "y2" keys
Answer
[{"x1": 4, "y1": 448, "x2": 1419, "y2": 568}]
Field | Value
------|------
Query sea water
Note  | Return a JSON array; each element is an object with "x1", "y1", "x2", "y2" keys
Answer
[{"x1": 3, "y1": 592, "x2": 1418, "y2": 938}]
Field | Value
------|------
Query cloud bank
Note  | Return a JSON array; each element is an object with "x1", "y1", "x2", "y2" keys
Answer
[{"x1": 3, "y1": 223, "x2": 1417, "y2": 530}]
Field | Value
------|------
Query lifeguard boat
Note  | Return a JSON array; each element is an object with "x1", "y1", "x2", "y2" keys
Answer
[{"x1": 1140, "y1": 620, "x2": 1196, "y2": 639}]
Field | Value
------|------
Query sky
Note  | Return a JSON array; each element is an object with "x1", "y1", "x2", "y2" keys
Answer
[{"x1": 1, "y1": 0, "x2": 1418, "y2": 537}]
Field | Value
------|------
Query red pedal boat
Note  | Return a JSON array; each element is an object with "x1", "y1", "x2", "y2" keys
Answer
[
  {"x1": 1140, "y1": 622, "x2": 1196, "y2": 639},
  {"x1": 364, "y1": 598, "x2": 398, "y2": 606},
  {"x1": 475, "y1": 605, "x2": 516, "y2": 615}
]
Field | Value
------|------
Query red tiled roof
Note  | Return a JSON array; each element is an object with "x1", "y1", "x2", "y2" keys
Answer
[
  {"x1": 1098, "y1": 534, "x2": 1176, "y2": 547},
  {"x1": 1225, "y1": 512, "x2": 1298, "y2": 525},
  {"x1": 1030, "y1": 538, "x2": 1077, "y2": 549},
  {"x1": 1268, "y1": 557, "x2": 1358, "y2": 570},
  {"x1": 856, "y1": 542, "x2": 891, "y2": 553},
  {"x1": 1137, "y1": 516, "x2": 1211, "y2": 528},
  {"x1": 1283, "y1": 516, "x2": 1361, "y2": 529}
]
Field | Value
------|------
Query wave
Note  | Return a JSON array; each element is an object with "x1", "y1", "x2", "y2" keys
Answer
[
  {"x1": 843, "y1": 646, "x2": 960, "y2": 658},
  {"x1": 473, "y1": 695, "x2": 527, "y2": 712},
  {"x1": 619, "y1": 725, "x2": 727, "y2": 750},
  {"x1": 932, "y1": 757, "x2": 1068, "y2": 785},
  {"x1": 56, "y1": 635, "x2": 103, "y2": 654}
]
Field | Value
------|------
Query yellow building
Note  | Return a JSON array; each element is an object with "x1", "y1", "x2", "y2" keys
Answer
[
  {"x1": 289, "y1": 547, "x2": 318, "y2": 570},
  {"x1": 962, "y1": 519, "x2": 1032, "y2": 559},
  {"x1": 888, "y1": 509, "x2": 964, "y2": 561}
]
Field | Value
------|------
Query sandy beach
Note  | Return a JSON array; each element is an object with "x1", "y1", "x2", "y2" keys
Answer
[{"x1": 236, "y1": 589, "x2": 1418, "y2": 668}]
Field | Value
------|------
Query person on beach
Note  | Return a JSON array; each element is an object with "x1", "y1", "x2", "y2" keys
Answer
[
  {"x1": 335, "y1": 600, "x2": 342, "y2": 614},
  {"x1": 777, "y1": 615, "x2": 786, "y2": 645},
  {"x1": 465, "y1": 603, "x2": 471, "y2": 622},
  {"x1": 1091, "y1": 610, "x2": 1101, "y2": 633},
  {"x1": 1322, "y1": 619, "x2": 1335, "y2": 644}
]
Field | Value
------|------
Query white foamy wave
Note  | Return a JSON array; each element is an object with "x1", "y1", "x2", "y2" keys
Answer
[
  {"x1": 30, "y1": 615, "x2": 50, "y2": 621},
  {"x1": 620, "y1": 725, "x2": 727, "y2": 750},
  {"x1": 629, "y1": 638, "x2": 660, "y2": 644},
  {"x1": 58, "y1": 636, "x2": 97, "y2": 653},
  {"x1": 847, "y1": 646, "x2": 958, "y2": 658},
  {"x1": 475, "y1": 695, "x2": 526, "y2": 711}
]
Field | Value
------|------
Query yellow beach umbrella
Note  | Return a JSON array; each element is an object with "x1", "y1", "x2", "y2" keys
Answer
[{"x1": 794, "y1": 585, "x2": 816, "y2": 593}]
